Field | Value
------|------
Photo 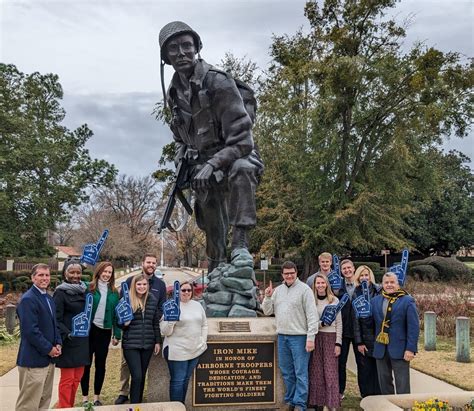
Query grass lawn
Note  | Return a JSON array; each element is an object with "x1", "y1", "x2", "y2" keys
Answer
[
  {"x1": 340, "y1": 370, "x2": 362, "y2": 410},
  {"x1": 412, "y1": 335, "x2": 474, "y2": 391},
  {"x1": 0, "y1": 340, "x2": 19, "y2": 376}
]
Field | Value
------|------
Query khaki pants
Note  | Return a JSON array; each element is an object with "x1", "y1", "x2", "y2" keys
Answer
[
  {"x1": 16, "y1": 363, "x2": 55, "y2": 411},
  {"x1": 119, "y1": 351, "x2": 130, "y2": 396}
]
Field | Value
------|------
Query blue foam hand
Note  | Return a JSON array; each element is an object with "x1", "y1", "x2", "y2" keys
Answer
[
  {"x1": 328, "y1": 270, "x2": 342, "y2": 290},
  {"x1": 163, "y1": 281, "x2": 181, "y2": 321},
  {"x1": 321, "y1": 293, "x2": 350, "y2": 326},
  {"x1": 388, "y1": 248, "x2": 409, "y2": 286},
  {"x1": 399, "y1": 248, "x2": 409, "y2": 286},
  {"x1": 81, "y1": 229, "x2": 109, "y2": 265},
  {"x1": 115, "y1": 282, "x2": 133, "y2": 325},
  {"x1": 352, "y1": 280, "x2": 371, "y2": 318},
  {"x1": 71, "y1": 293, "x2": 93, "y2": 337}
]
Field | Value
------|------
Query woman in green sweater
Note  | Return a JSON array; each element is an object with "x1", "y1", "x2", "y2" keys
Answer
[{"x1": 80, "y1": 261, "x2": 121, "y2": 406}]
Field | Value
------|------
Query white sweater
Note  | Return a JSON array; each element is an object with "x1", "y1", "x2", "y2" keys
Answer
[
  {"x1": 93, "y1": 280, "x2": 108, "y2": 328},
  {"x1": 160, "y1": 299, "x2": 208, "y2": 361},
  {"x1": 315, "y1": 296, "x2": 342, "y2": 345},
  {"x1": 262, "y1": 278, "x2": 319, "y2": 342}
]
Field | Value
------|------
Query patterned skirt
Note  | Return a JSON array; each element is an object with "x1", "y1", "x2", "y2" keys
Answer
[{"x1": 308, "y1": 332, "x2": 341, "y2": 408}]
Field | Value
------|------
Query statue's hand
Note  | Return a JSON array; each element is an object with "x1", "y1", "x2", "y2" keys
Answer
[{"x1": 193, "y1": 163, "x2": 215, "y2": 190}]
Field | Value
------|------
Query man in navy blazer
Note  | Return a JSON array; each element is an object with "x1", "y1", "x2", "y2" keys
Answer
[
  {"x1": 16, "y1": 263, "x2": 62, "y2": 411},
  {"x1": 371, "y1": 272, "x2": 419, "y2": 394}
]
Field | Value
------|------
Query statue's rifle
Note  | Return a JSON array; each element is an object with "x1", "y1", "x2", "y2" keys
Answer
[{"x1": 158, "y1": 156, "x2": 193, "y2": 233}]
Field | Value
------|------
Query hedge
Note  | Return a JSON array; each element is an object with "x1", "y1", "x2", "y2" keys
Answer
[
  {"x1": 0, "y1": 269, "x2": 94, "y2": 292},
  {"x1": 409, "y1": 265, "x2": 440, "y2": 281},
  {"x1": 407, "y1": 256, "x2": 472, "y2": 281}
]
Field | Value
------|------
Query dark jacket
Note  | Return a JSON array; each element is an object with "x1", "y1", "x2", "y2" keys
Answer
[
  {"x1": 335, "y1": 284, "x2": 354, "y2": 339},
  {"x1": 124, "y1": 274, "x2": 166, "y2": 311},
  {"x1": 16, "y1": 286, "x2": 62, "y2": 368},
  {"x1": 121, "y1": 294, "x2": 162, "y2": 350},
  {"x1": 53, "y1": 283, "x2": 90, "y2": 368},
  {"x1": 352, "y1": 283, "x2": 381, "y2": 356},
  {"x1": 371, "y1": 293, "x2": 420, "y2": 360}
]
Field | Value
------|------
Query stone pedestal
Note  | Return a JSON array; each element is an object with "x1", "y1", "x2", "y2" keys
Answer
[{"x1": 147, "y1": 317, "x2": 285, "y2": 410}]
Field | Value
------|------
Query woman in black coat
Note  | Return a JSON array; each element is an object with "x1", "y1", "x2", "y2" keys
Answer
[
  {"x1": 53, "y1": 259, "x2": 90, "y2": 408},
  {"x1": 352, "y1": 265, "x2": 382, "y2": 398},
  {"x1": 120, "y1": 273, "x2": 162, "y2": 404}
]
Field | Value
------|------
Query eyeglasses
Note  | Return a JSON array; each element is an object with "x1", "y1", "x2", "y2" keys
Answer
[
  {"x1": 181, "y1": 289, "x2": 192, "y2": 292},
  {"x1": 282, "y1": 271, "x2": 297, "y2": 276}
]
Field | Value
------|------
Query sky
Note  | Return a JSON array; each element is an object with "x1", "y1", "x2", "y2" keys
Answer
[{"x1": 1, "y1": 0, "x2": 473, "y2": 177}]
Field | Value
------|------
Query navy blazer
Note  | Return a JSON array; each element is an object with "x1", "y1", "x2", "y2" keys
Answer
[
  {"x1": 16, "y1": 286, "x2": 62, "y2": 368},
  {"x1": 371, "y1": 293, "x2": 419, "y2": 360}
]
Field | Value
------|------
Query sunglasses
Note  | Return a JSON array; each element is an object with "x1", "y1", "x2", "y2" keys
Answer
[{"x1": 181, "y1": 288, "x2": 192, "y2": 292}]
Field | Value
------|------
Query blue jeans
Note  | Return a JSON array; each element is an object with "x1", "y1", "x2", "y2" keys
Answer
[
  {"x1": 278, "y1": 334, "x2": 310, "y2": 410},
  {"x1": 165, "y1": 351, "x2": 200, "y2": 403}
]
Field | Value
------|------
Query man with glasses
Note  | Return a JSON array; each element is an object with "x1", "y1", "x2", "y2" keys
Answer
[
  {"x1": 262, "y1": 261, "x2": 318, "y2": 411},
  {"x1": 158, "y1": 21, "x2": 264, "y2": 273}
]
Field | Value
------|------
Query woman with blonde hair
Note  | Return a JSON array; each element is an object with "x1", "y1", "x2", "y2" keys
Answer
[
  {"x1": 308, "y1": 274, "x2": 342, "y2": 410},
  {"x1": 119, "y1": 274, "x2": 162, "y2": 404},
  {"x1": 352, "y1": 265, "x2": 381, "y2": 397},
  {"x1": 160, "y1": 281, "x2": 208, "y2": 403},
  {"x1": 81, "y1": 262, "x2": 121, "y2": 406}
]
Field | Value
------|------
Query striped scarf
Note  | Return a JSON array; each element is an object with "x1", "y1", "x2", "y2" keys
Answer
[{"x1": 376, "y1": 289, "x2": 408, "y2": 345}]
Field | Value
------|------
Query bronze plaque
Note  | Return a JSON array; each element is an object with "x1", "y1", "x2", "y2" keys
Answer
[
  {"x1": 193, "y1": 341, "x2": 275, "y2": 406},
  {"x1": 218, "y1": 321, "x2": 251, "y2": 333}
]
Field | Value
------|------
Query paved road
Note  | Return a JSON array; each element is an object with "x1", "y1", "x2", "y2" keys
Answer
[{"x1": 115, "y1": 268, "x2": 200, "y2": 288}]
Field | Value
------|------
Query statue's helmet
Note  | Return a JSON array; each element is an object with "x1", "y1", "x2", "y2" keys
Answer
[{"x1": 159, "y1": 21, "x2": 202, "y2": 64}]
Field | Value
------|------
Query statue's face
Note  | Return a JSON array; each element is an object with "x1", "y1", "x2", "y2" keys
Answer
[{"x1": 165, "y1": 33, "x2": 197, "y2": 76}]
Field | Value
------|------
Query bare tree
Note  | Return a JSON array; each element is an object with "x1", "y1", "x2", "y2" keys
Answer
[
  {"x1": 72, "y1": 175, "x2": 164, "y2": 262},
  {"x1": 54, "y1": 221, "x2": 76, "y2": 245}
]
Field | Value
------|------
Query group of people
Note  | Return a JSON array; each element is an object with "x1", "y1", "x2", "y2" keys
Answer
[
  {"x1": 263, "y1": 254, "x2": 420, "y2": 411},
  {"x1": 15, "y1": 250, "x2": 418, "y2": 411},
  {"x1": 15, "y1": 253, "x2": 208, "y2": 410}
]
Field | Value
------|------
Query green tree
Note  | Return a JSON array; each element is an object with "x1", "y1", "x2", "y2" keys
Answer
[
  {"x1": 407, "y1": 150, "x2": 474, "y2": 255},
  {"x1": 253, "y1": 0, "x2": 473, "y2": 272},
  {"x1": 0, "y1": 64, "x2": 117, "y2": 257}
]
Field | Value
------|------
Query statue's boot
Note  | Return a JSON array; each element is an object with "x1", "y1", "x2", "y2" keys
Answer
[{"x1": 231, "y1": 226, "x2": 249, "y2": 250}]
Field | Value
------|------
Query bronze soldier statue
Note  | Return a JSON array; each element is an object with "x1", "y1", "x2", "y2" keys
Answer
[{"x1": 159, "y1": 21, "x2": 263, "y2": 273}]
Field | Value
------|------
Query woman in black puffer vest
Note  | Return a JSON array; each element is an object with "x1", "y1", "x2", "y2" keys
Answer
[
  {"x1": 120, "y1": 273, "x2": 162, "y2": 404},
  {"x1": 352, "y1": 265, "x2": 382, "y2": 398}
]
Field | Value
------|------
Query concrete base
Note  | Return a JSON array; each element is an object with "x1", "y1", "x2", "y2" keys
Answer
[
  {"x1": 51, "y1": 402, "x2": 185, "y2": 411},
  {"x1": 361, "y1": 391, "x2": 474, "y2": 411},
  {"x1": 147, "y1": 317, "x2": 285, "y2": 410}
]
